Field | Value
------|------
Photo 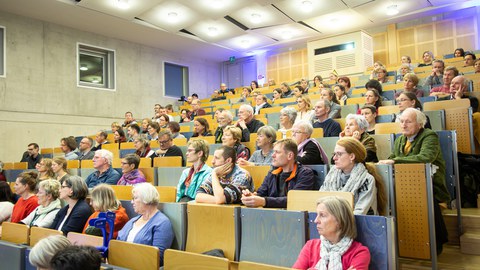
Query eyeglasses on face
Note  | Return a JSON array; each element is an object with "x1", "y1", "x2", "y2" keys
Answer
[{"x1": 332, "y1": 151, "x2": 348, "y2": 158}]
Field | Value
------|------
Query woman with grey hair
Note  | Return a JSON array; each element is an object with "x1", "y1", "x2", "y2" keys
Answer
[
  {"x1": 278, "y1": 107, "x2": 297, "y2": 138},
  {"x1": 134, "y1": 135, "x2": 154, "y2": 158},
  {"x1": 50, "y1": 175, "x2": 92, "y2": 235},
  {"x1": 21, "y1": 179, "x2": 62, "y2": 228},
  {"x1": 29, "y1": 235, "x2": 71, "y2": 269},
  {"x1": 340, "y1": 114, "x2": 378, "y2": 162},
  {"x1": 238, "y1": 126, "x2": 277, "y2": 166},
  {"x1": 292, "y1": 121, "x2": 328, "y2": 165},
  {"x1": 117, "y1": 183, "x2": 174, "y2": 266}
]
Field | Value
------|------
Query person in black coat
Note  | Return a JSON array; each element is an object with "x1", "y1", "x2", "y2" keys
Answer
[
  {"x1": 151, "y1": 130, "x2": 185, "y2": 166},
  {"x1": 50, "y1": 176, "x2": 92, "y2": 235}
]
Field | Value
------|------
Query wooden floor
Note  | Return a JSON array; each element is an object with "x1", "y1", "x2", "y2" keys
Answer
[{"x1": 400, "y1": 207, "x2": 480, "y2": 270}]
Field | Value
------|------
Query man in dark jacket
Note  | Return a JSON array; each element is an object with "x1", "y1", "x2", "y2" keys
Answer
[
  {"x1": 237, "y1": 104, "x2": 264, "y2": 142},
  {"x1": 152, "y1": 130, "x2": 185, "y2": 166},
  {"x1": 241, "y1": 138, "x2": 315, "y2": 208}
]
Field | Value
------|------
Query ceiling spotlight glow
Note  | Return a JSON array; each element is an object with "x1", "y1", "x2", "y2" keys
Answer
[
  {"x1": 115, "y1": 0, "x2": 129, "y2": 10},
  {"x1": 207, "y1": 27, "x2": 218, "y2": 37},
  {"x1": 167, "y1": 12, "x2": 179, "y2": 23},
  {"x1": 210, "y1": 0, "x2": 225, "y2": 9},
  {"x1": 386, "y1": 5, "x2": 399, "y2": 16},
  {"x1": 282, "y1": 31, "x2": 293, "y2": 40},
  {"x1": 79, "y1": 64, "x2": 88, "y2": 71},
  {"x1": 302, "y1": 0, "x2": 313, "y2": 12},
  {"x1": 92, "y1": 78, "x2": 100, "y2": 84},
  {"x1": 250, "y1": 13, "x2": 262, "y2": 24},
  {"x1": 240, "y1": 39, "x2": 251, "y2": 48}
]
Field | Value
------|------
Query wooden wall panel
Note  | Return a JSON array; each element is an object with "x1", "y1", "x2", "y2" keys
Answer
[
  {"x1": 436, "y1": 21, "x2": 453, "y2": 39},
  {"x1": 416, "y1": 24, "x2": 434, "y2": 43},
  {"x1": 266, "y1": 48, "x2": 308, "y2": 84}
]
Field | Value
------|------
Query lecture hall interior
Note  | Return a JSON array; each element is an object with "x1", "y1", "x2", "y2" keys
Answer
[{"x1": 0, "y1": 0, "x2": 480, "y2": 269}]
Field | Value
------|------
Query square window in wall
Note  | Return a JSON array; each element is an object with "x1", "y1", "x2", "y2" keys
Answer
[
  {"x1": 0, "y1": 26, "x2": 5, "y2": 77},
  {"x1": 77, "y1": 43, "x2": 115, "y2": 90}
]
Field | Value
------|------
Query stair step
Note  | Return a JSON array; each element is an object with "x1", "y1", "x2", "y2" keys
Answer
[{"x1": 460, "y1": 232, "x2": 480, "y2": 255}]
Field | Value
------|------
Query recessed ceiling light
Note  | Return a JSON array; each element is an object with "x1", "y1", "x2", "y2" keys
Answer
[
  {"x1": 207, "y1": 27, "x2": 218, "y2": 37},
  {"x1": 386, "y1": 5, "x2": 399, "y2": 16},
  {"x1": 282, "y1": 31, "x2": 293, "y2": 40},
  {"x1": 240, "y1": 39, "x2": 251, "y2": 48},
  {"x1": 250, "y1": 13, "x2": 262, "y2": 24},
  {"x1": 115, "y1": 0, "x2": 130, "y2": 10},
  {"x1": 302, "y1": 0, "x2": 313, "y2": 12},
  {"x1": 167, "y1": 12, "x2": 179, "y2": 23}
]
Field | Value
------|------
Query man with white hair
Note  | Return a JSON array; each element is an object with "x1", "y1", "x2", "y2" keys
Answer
[
  {"x1": 449, "y1": 75, "x2": 479, "y2": 110},
  {"x1": 214, "y1": 110, "x2": 233, "y2": 143},
  {"x1": 379, "y1": 108, "x2": 449, "y2": 254},
  {"x1": 85, "y1": 149, "x2": 121, "y2": 188},
  {"x1": 237, "y1": 104, "x2": 264, "y2": 142}
]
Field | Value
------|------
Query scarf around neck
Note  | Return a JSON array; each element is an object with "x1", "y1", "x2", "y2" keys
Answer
[
  {"x1": 320, "y1": 163, "x2": 368, "y2": 193},
  {"x1": 316, "y1": 235, "x2": 353, "y2": 270}
]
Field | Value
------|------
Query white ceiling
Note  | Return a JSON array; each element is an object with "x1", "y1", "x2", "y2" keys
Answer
[{"x1": 0, "y1": 0, "x2": 477, "y2": 62}]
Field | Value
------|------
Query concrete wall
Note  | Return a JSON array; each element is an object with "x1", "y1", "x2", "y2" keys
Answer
[{"x1": 0, "y1": 11, "x2": 221, "y2": 162}]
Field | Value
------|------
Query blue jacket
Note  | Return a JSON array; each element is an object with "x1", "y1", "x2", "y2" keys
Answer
[
  {"x1": 176, "y1": 164, "x2": 212, "y2": 202},
  {"x1": 50, "y1": 199, "x2": 92, "y2": 235},
  {"x1": 85, "y1": 167, "x2": 121, "y2": 188},
  {"x1": 256, "y1": 163, "x2": 315, "y2": 208},
  {"x1": 117, "y1": 211, "x2": 174, "y2": 266}
]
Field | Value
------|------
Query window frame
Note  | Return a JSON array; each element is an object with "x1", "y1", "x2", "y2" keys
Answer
[
  {"x1": 0, "y1": 26, "x2": 5, "y2": 78},
  {"x1": 77, "y1": 42, "x2": 116, "y2": 91},
  {"x1": 163, "y1": 61, "x2": 189, "y2": 98}
]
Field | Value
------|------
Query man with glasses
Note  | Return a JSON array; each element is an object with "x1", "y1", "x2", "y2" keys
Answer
[
  {"x1": 241, "y1": 138, "x2": 315, "y2": 208},
  {"x1": 152, "y1": 130, "x2": 185, "y2": 166},
  {"x1": 76, "y1": 137, "x2": 95, "y2": 160},
  {"x1": 20, "y1": 143, "x2": 42, "y2": 169},
  {"x1": 85, "y1": 149, "x2": 121, "y2": 188},
  {"x1": 189, "y1": 99, "x2": 206, "y2": 120}
]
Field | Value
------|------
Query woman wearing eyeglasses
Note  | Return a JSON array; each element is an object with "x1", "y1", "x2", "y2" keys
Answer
[
  {"x1": 394, "y1": 92, "x2": 432, "y2": 129},
  {"x1": 117, "y1": 154, "x2": 146, "y2": 186},
  {"x1": 320, "y1": 137, "x2": 387, "y2": 216},
  {"x1": 50, "y1": 175, "x2": 92, "y2": 235}
]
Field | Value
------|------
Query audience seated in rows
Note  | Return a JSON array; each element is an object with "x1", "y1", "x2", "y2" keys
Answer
[
  {"x1": 50, "y1": 175, "x2": 92, "y2": 236},
  {"x1": 293, "y1": 85, "x2": 305, "y2": 98},
  {"x1": 293, "y1": 196, "x2": 371, "y2": 269},
  {"x1": 189, "y1": 99, "x2": 206, "y2": 120},
  {"x1": 396, "y1": 63, "x2": 414, "y2": 83},
  {"x1": 117, "y1": 154, "x2": 146, "y2": 185},
  {"x1": 83, "y1": 184, "x2": 129, "y2": 239},
  {"x1": 117, "y1": 183, "x2": 174, "y2": 266},
  {"x1": 21, "y1": 179, "x2": 61, "y2": 228},
  {"x1": 85, "y1": 150, "x2": 121, "y2": 188},
  {"x1": 134, "y1": 136, "x2": 155, "y2": 158},
  {"x1": 333, "y1": 84, "x2": 348, "y2": 103},
  {"x1": 313, "y1": 100, "x2": 341, "y2": 137},
  {"x1": 464, "y1": 52, "x2": 476, "y2": 67},
  {"x1": 280, "y1": 82, "x2": 293, "y2": 98},
  {"x1": 241, "y1": 138, "x2": 315, "y2": 208},
  {"x1": 238, "y1": 126, "x2": 276, "y2": 166},
  {"x1": 52, "y1": 157, "x2": 69, "y2": 183},
  {"x1": 176, "y1": 139, "x2": 212, "y2": 202},
  {"x1": 271, "y1": 88, "x2": 282, "y2": 103},
  {"x1": 168, "y1": 121, "x2": 186, "y2": 139},
  {"x1": 379, "y1": 108, "x2": 449, "y2": 254},
  {"x1": 337, "y1": 76, "x2": 352, "y2": 97},
  {"x1": 20, "y1": 143, "x2": 42, "y2": 169},
  {"x1": 418, "y1": 51, "x2": 434, "y2": 67},
  {"x1": 196, "y1": 145, "x2": 253, "y2": 204},
  {"x1": 395, "y1": 73, "x2": 423, "y2": 99},
  {"x1": 321, "y1": 137, "x2": 386, "y2": 215},
  {"x1": 341, "y1": 114, "x2": 378, "y2": 163},
  {"x1": 394, "y1": 92, "x2": 432, "y2": 129},
  {"x1": 114, "y1": 128, "x2": 127, "y2": 143},
  {"x1": 147, "y1": 122, "x2": 160, "y2": 141}
]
